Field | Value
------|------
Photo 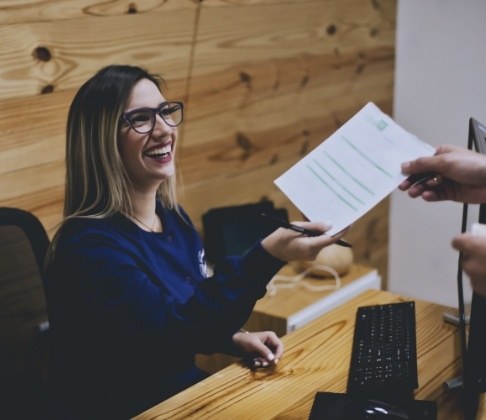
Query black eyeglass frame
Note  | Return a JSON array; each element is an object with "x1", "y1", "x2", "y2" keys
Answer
[{"x1": 120, "y1": 101, "x2": 184, "y2": 133}]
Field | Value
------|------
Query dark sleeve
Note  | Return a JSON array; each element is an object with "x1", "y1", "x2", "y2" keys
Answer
[
  {"x1": 193, "y1": 242, "x2": 285, "y2": 354},
  {"x1": 48, "y1": 231, "x2": 284, "y2": 356}
]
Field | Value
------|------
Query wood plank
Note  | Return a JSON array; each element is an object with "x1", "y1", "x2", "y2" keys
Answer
[
  {"x1": 179, "y1": 69, "x2": 394, "y2": 186},
  {"x1": 0, "y1": 91, "x2": 71, "y2": 173},
  {"x1": 184, "y1": 2, "x2": 395, "y2": 140},
  {"x1": 0, "y1": 0, "x2": 195, "y2": 25},
  {"x1": 192, "y1": 0, "x2": 395, "y2": 78},
  {"x1": 0, "y1": 9, "x2": 194, "y2": 99}
]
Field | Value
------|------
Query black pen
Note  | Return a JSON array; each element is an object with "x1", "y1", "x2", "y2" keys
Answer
[{"x1": 260, "y1": 213, "x2": 352, "y2": 248}]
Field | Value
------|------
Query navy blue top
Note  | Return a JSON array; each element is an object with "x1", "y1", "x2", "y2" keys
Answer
[{"x1": 44, "y1": 204, "x2": 284, "y2": 419}]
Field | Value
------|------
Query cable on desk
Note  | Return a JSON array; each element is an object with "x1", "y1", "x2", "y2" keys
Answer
[{"x1": 266, "y1": 264, "x2": 341, "y2": 297}]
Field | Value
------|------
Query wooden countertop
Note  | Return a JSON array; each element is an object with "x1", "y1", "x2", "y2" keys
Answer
[{"x1": 135, "y1": 289, "x2": 485, "y2": 420}]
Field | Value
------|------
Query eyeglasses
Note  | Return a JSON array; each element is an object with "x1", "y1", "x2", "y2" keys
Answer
[{"x1": 120, "y1": 101, "x2": 184, "y2": 134}]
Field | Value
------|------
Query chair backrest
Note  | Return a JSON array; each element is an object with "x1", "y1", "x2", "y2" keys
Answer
[{"x1": 0, "y1": 207, "x2": 51, "y2": 416}]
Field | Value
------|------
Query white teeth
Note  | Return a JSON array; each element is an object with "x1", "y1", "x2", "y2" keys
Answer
[{"x1": 146, "y1": 145, "x2": 171, "y2": 157}]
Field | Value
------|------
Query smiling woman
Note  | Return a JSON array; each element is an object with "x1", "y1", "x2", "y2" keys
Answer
[
  {"x1": 117, "y1": 78, "x2": 178, "y2": 195},
  {"x1": 43, "y1": 64, "x2": 347, "y2": 419}
]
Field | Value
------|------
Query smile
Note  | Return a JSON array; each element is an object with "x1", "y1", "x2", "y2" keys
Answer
[{"x1": 144, "y1": 144, "x2": 171, "y2": 159}]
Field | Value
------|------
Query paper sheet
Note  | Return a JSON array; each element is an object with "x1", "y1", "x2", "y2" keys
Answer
[{"x1": 274, "y1": 102, "x2": 436, "y2": 236}]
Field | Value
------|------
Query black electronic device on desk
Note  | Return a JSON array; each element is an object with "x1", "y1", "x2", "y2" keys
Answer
[
  {"x1": 347, "y1": 301, "x2": 418, "y2": 403},
  {"x1": 309, "y1": 392, "x2": 437, "y2": 420},
  {"x1": 309, "y1": 301, "x2": 436, "y2": 420}
]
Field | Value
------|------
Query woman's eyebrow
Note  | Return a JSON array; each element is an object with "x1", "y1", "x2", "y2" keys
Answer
[{"x1": 125, "y1": 101, "x2": 168, "y2": 113}]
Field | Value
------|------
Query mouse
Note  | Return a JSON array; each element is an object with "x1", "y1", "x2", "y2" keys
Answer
[{"x1": 341, "y1": 398, "x2": 410, "y2": 419}]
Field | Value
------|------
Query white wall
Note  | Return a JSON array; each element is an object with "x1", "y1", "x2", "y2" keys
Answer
[{"x1": 390, "y1": 0, "x2": 486, "y2": 307}]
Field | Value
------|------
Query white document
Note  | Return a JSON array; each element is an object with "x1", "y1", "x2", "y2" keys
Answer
[{"x1": 274, "y1": 102, "x2": 436, "y2": 236}]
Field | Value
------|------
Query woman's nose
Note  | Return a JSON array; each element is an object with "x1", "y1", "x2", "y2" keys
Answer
[{"x1": 152, "y1": 113, "x2": 172, "y2": 135}]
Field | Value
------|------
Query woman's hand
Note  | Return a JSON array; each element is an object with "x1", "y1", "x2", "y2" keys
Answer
[
  {"x1": 260, "y1": 221, "x2": 347, "y2": 262},
  {"x1": 232, "y1": 330, "x2": 284, "y2": 368}
]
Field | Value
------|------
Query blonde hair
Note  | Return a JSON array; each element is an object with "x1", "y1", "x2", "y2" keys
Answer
[{"x1": 49, "y1": 65, "x2": 180, "y2": 257}]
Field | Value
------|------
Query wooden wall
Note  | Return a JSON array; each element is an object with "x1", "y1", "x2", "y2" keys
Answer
[{"x1": 0, "y1": 0, "x2": 396, "y2": 284}]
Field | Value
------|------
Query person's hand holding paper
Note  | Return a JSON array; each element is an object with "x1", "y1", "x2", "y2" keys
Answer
[{"x1": 274, "y1": 102, "x2": 435, "y2": 236}]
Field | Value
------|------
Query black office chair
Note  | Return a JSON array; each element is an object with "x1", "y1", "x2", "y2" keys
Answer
[{"x1": 0, "y1": 207, "x2": 51, "y2": 418}]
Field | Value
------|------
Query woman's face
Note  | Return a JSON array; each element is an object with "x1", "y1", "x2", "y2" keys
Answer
[{"x1": 118, "y1": 78, "x2": 177, "y2": 191}]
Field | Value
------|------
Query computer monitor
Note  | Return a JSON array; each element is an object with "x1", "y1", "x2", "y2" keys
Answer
[{"x1": 458, "y1": 117, "x2": 486, "y2": 419}]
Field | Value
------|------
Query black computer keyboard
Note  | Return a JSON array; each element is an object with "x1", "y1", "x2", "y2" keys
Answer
[{"x1": 347, "y1": 301, "x2": 418, "y2": 401}]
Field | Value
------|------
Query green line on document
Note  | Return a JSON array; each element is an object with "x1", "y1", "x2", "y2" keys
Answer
[
  {"x1": 341, "y1": 135, "x2": 393, "y2": 179},
  {"x1": 313, "y1": 159, "x2": 366, "y2": 205},
  {"x1": 306, "y1": 164, "x2": 358, "y2": 211},
  {"x1": 322, "y1": 152, "x2": 375, "y2": 196}
]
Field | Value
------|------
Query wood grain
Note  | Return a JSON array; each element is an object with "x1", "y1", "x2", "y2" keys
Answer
[
  {"x1": 135, "y1": 289, "x2": 482, "y2": 420},
  {"x1": 0, "y1": 10, "x2": 194, "y2": 99},
  {"x1": 0, "y1": 0, "x2": 194, "y2": 25},
  {"x1": 0, "y1": 0, "x2": 396, "y2": 284}
]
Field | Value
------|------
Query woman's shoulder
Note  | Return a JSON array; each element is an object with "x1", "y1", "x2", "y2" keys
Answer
[
  {"x1": 48, "y1": 215, "x2": 138, "y2": 268},
  {"x1": 56, "y1": 214, "x2": 128, "y2": 244}
]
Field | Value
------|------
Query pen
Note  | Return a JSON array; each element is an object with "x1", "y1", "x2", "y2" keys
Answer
[
  {"x1": 407, "y1": 171, "x2": 438, "y2": 188},
  {"x1": 260, "y1": 213, "x2": 352, "y2": 248}
]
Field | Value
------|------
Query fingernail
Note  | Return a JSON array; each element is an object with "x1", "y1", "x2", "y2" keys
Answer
[
  {"x1": 253, "y1": 360, "x2": 261, "y2": 367},
  {"x1": 267, "y1": 353, "x2": 275, "y2": 361}
]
